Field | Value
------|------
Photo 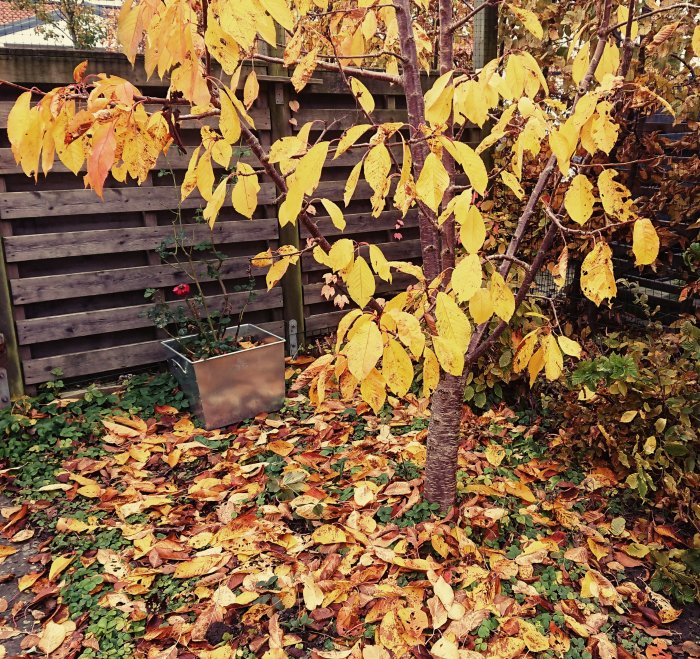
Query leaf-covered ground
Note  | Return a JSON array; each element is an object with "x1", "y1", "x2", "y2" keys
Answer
[{"x1": 0, "y1": 367, "x2": 697, "y2": 659}]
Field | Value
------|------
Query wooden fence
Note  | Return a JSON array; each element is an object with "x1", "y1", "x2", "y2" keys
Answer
[{"x1": 0, "y1": 47, "x2": 439, "y2": 394}]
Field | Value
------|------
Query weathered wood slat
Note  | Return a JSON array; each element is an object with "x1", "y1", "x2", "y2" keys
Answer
[
  {"x1": 10, "y1": 256, "x2": 258, "y2": 304},
  {"x1": 295, "y1": 108, "x2": 408, "y2": 130},
  {"x1": 0, "y1": 183, "x2": 278, "y2": 220},
  {"x1": 301, "y1": 208, "x2": 418, "y2": 238},
  {"x1": 16, "y1": 289, "x2": 283, "y2": 345},
  {"x1": 21, "y1": 320, "x2": 285, "y2": 384},
  {"x1": 3, "y1": 219, "x2": 278, "y2": 262},
  {"x1": 305, "y1": 311, "x2": 348, "y2": 333}
]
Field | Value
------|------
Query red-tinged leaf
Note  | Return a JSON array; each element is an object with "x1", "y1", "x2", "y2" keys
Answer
[{"x1": 84, "y1": 120, "x2": 116, "y2": 198}]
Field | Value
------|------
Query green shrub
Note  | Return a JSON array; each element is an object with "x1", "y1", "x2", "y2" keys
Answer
[{"x1": 546, "y1": 319, "x2": 699, "y2": 531}]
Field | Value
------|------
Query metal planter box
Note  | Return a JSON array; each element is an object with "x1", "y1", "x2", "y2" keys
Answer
[{"x1": 162, "y1": 324, "x2": 285, "y2": 430}]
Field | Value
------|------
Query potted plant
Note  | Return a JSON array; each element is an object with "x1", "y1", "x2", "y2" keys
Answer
[{"x1": 145, "y1": 209, "x2": 285, "y2": 429}]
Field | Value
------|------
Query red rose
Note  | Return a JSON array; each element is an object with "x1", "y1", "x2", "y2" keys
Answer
[{"x1": 173, "y1": 283, "x2": 190, "y2": 296}]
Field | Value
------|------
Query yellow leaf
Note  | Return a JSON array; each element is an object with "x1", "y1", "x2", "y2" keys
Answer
[
  {"x1": 350, "y1": 77, "x2": 375, "y2": 115},
  {"x1": 528, "y1": 344, "x2": 545, "y2": 386},
  {"x1": 252, "y1": 248, "x2": 273, "y2": 268},
  {"x1": 49, "y1": 555, "x2": 74, "y2": 581},
  {"x1": 293, "y1": 140, "x2": 329, "y2": 196},
  {"x1": 38, "y1": 619, "x2": 76, "y2": 655},
  {"x1": 469, "y1": 288, "x2": 493, "y2": 325},
  {"x1": 320, "y1": 198, "x2": 346, "y2": 231},
  {"x1": 594, "y1": 41, "x2": 620, "y2": 83},
  {"x1": 346, "y1": 256, "x2": 376, "y2": 308},
  {"x1": 433, "y1": 576, "x2": 454, "y2": 609},
  {"x1": 174, "y1": 553, "x2": 230, "y2": 579},
  {"x1": 344, "y1": 320, "x2": 383, "y2": 380},
  {"x1": 422, "y1": 347, "x2": 440, "y2": 396},
  {"x1": 503, "y1": 480, "x2": 536, "y2": 503},
  {"x1": 382, "y1": 339, "x2": 413, "y2": 397},
  {"x1": 291, "y1": 48, "x2": 319, "y2": 92},
  {"x1": 243, "y1": 71, "x2": 259, "y2": 110},
  {"x1": 431, "y1": 635, "x2": 459, "y2": 659},
  {"x1": 588, "y1": 537, "x2": 609, "y2": 560},
  {"x1": 328, "y1": 238, "x2": 355, "y2": 271},
  {"x1": 564, "y1": 174, "x2": 595, "y2": 225},
  {"x1": 335, "y1": 124, "x2": 372, "y2": 159},
  {"x1": 231, "y1": 162, "x2": 259, "y2": 218},
  {"x1": 459, "y1": 205, "x2": 486, "y2": 254},
  {"x1": 513, "y1": 330, "x2": 540, "y2": 373},
  {"x1": 344, "y1": 159, "x2": 363, "y2": 206},
  {"x1": 18, "y1": 571, "x2": 43, "y2": 592},
  {"x1": 632, "y1": 218, "x2": 659, "y2": 266},
  {"x1": 620, "y1": 410, "x2": 637, "y2": 423},
  {"x1": 693, "y1": 25, "x2": 700, "y2": 57},
  {"x1": 361, "y1": 368, "x2": 386, "y2": 413},
  {"x1": 580, "y1": 241, "x2": 617, "y2": 306},
  {"x1": 549, "y1": 126, "x2": 577, "y2": 175},
  {"x1": 265, "y1": 257, "x2": 291, "y2": 290},
  {"x1": 580, "y1": 570, "x2": 621, "y2": 607},
  {"x1": 435, "y1": 291, "x2": 471, "y2": 354},
  {"x1": 424, "y1": 72, "x2": 454, "y2": 127},
  {"x1": 571, "y1": 42, "x2": 590, "y2": 86},
  {"x1": 452, "y1": 253, "x2": 482, "y2": 303},
  {"x1": 433, "y1": 336, "x2": 464, "y2": 377},
  {"x1": 302, "y1": 574, "x2": 324, "y2": 610},
  {"x1": 416, "y1": 152, "x2": 449, "y2": 213},
  {"x1": 543, "y1": 334, "x2": 563, "y2": 381},
  {"x1": 364, "y1": 143, "x2": 392, "y2": 195},
  {"x1": 204, "y1": 178, "x2": 228, "y2": 228},
  {"x1": 507, "y1": 4, "x2": 543, "y2": 39},
  {"x1": 196, "y1": 152, "x2": 215, "y2": 201},
  {"x1": 312, "y1": 524, "x2": 348, "y2": 544},
  {"x1": 598, "y1": 168, "x2": 635, "y2": 221},
  {"x1": 501, "y1": 170, "x2": 524, "y2": 199},
  {"x1": 369, "y1": 245, "x2": 392, "y2": 282},
  {"x1": 519, "y1": 620, "x2": 550, "y2": 653},
  {"x1": 353, "y1": 481, "x2": 377, "y2": 506},
  {"x1": 557, "y1": 335, "x2": 582, "y2": 358},
  {"x1": 259, "y1": 0, "x2": 294, "y2": 30},
  {"x1": 484, "y1": 443, "x2": 506, "y2": 467},
  {"x1": 181, "y1": 146, "x2": 201, "y2": 201},
  {"x1": 490, "y1": 271, "x2": 515, "y2": 322},
  {"x1": 391, "y1": 311, "x2": 424, "y2": 358}
]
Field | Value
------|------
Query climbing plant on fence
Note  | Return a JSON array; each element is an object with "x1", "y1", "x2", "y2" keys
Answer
[{"x1": 5, "y1": 0, "x2": 699, "y2": 509}]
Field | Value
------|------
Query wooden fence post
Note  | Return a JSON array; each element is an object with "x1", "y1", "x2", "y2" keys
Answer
[
  {"x1": 0, "y1": 236, "x2": 23, "y2": 402},
  {"x1": 267, "y1": 28, "x2": 305, "y2": 351}
]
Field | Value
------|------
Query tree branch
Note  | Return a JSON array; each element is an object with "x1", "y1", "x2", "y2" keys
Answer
[{"x1": 253, "y1": 53, "x2": 403, "y2": 85}]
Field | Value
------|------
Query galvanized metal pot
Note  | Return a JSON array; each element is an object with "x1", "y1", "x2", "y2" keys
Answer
[{"x1": 162, "y1": 324, "x2": 285, "y2": 430}]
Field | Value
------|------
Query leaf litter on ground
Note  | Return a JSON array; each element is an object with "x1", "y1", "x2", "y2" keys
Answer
[{"x1": 0, "y1": 367, "x2": 695, "y2": 659}]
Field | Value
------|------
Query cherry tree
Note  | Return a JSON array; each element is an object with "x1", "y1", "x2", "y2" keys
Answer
[{"x1": 6, "y1": 0, "x2": 698, "y2": 509}]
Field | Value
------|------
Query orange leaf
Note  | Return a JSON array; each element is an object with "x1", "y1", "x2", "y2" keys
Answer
[{"x1": 84, "y1": 120, "x2": 116, "y2": 198}]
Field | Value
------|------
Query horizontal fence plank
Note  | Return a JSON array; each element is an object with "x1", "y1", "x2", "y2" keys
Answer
[
  {"x1": 0, "y1": 183, "x2": 278, "y2": 220},
  {"x1": 295, "y1": 108, "x2": 407, "y2": 130},
  {"x1": 10, "y1": 256, "x2": 259, "y2": 304},
  {"x1": 3, "y1": 219, "x2": 278, "y2": 262},
  {"x1": 305, "y1": 311, "x2": 348, "y2": 334},
  {"x1": 15, "y1": 288, "x2": 283, "y2": 345},
  {"x1": 301, "y1": 208, "x2": 418, "y2": 238},
  {"x1": 21, "y1": 320, "x2": 285, "y2": 384}
]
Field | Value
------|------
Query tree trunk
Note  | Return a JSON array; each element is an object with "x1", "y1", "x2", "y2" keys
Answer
[{"x1": 423, "y1": 371, "x2": 466, "y2": 510}]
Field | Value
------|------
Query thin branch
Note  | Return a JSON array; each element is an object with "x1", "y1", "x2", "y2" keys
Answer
[
  {"x1": 449, "y1": 0, "x2": 503, "y2": 35},
  {"x1": 605, "y1": 2, "x2": 699, "y2": 34},
  {"x1": 253, "y1": 53, "x2": 402, "y2": 85}
]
